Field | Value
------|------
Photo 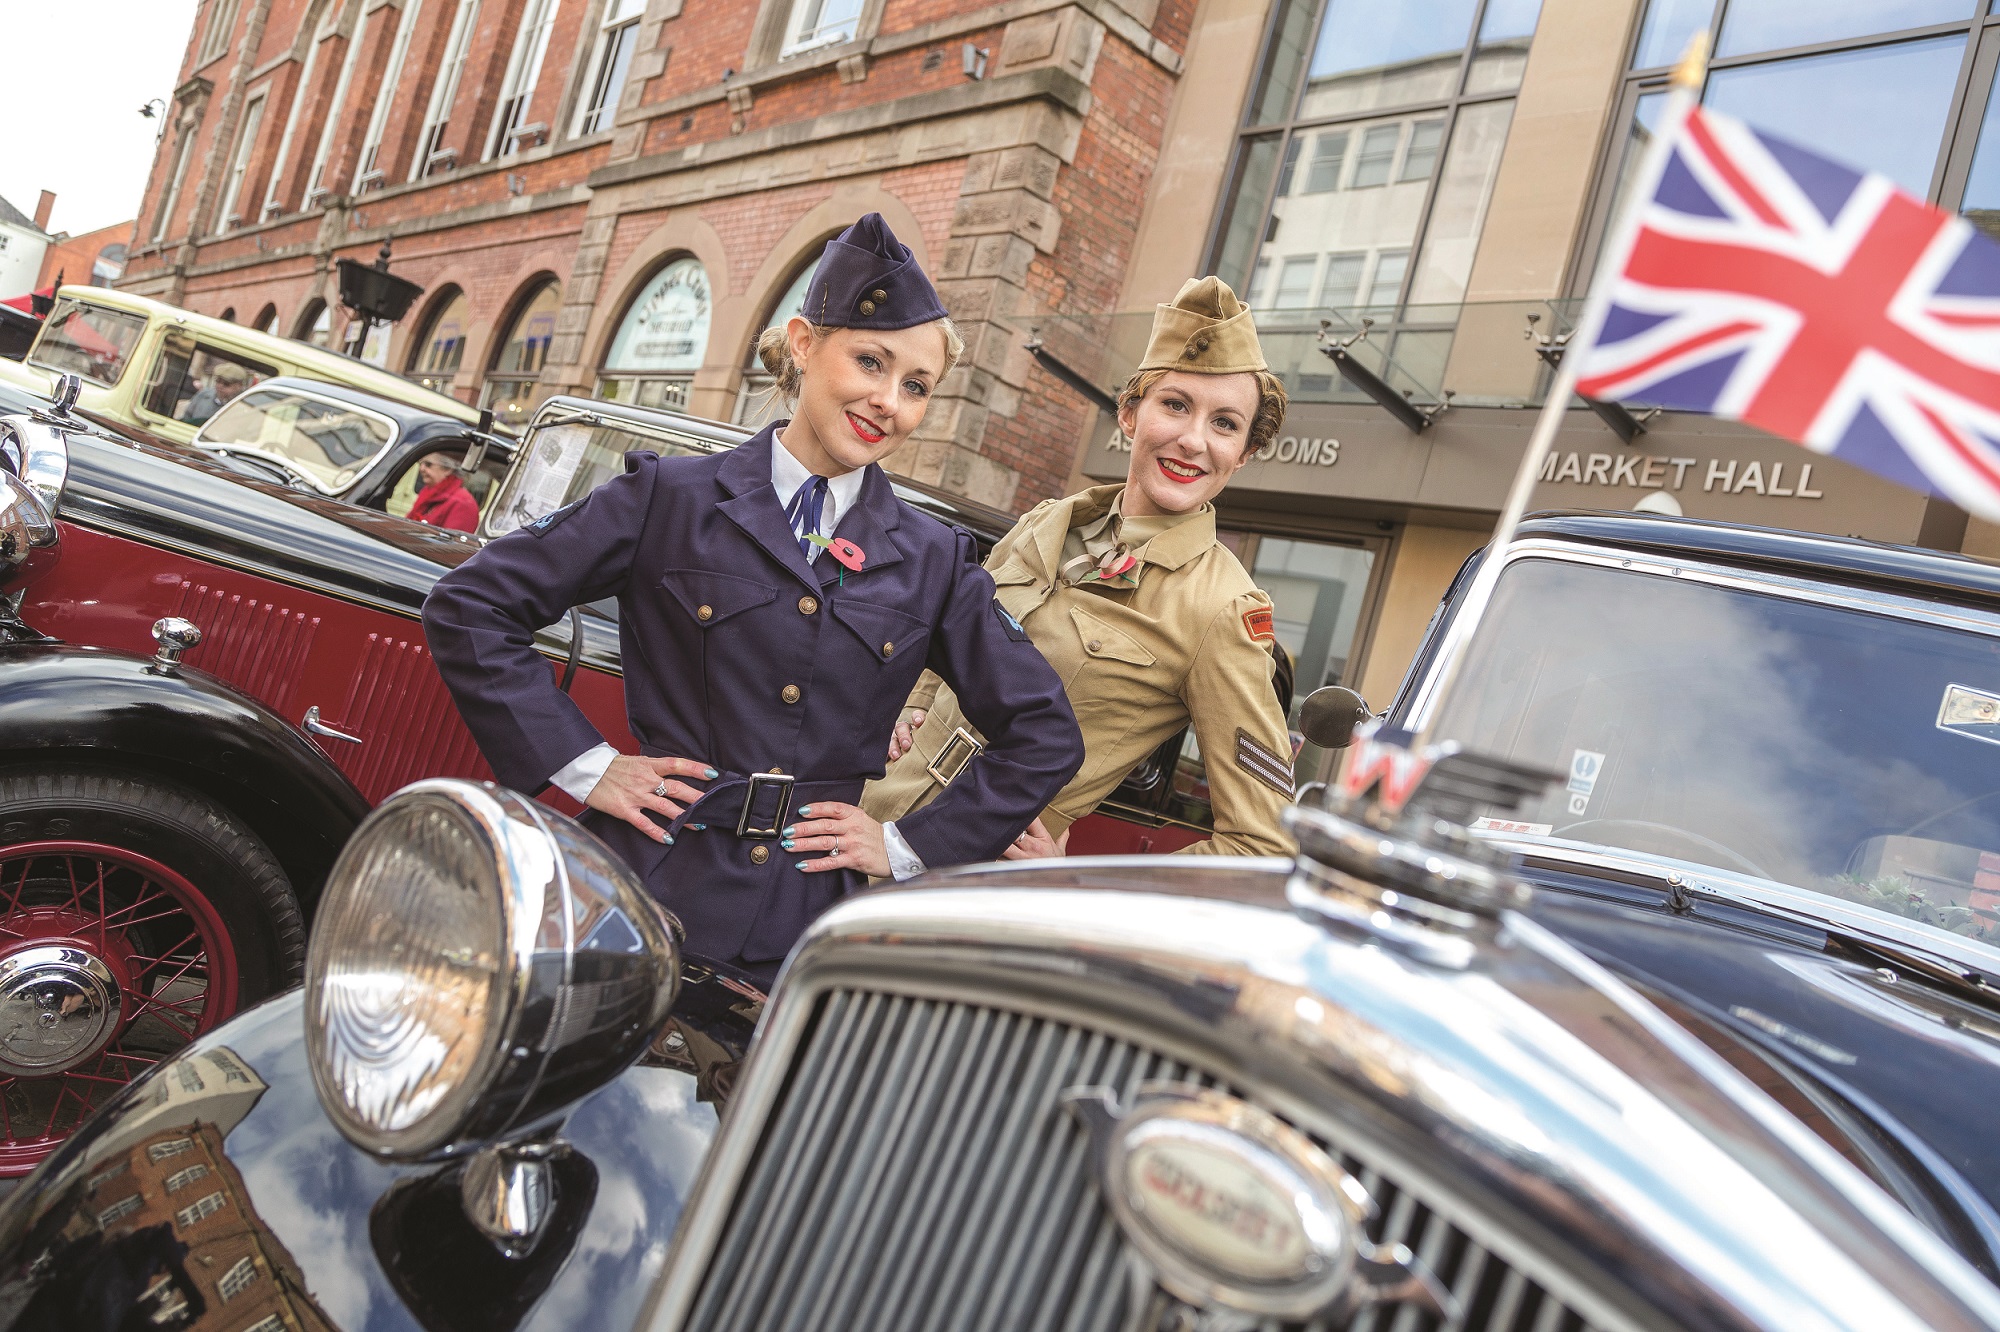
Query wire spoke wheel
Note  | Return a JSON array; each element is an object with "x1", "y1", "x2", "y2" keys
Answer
[{"x1": 0, "y1": 841, "x2": 239, "y2": 1175}]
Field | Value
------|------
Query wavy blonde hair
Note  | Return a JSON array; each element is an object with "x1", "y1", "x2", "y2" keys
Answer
[{"x1": 754, "y1": 318, "x2": 966, "y2": 401}]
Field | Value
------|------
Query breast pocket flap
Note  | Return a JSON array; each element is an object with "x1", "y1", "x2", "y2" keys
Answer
[
  {"x1": 1069, "y1": 605, "x2": 1156, "y2": 667},
  {"x1": 659, "y1": 568, "x2": 776, "y2": 627},
  {"x1": 829, "y1": 598, "x2": 931, "y2": 663}
]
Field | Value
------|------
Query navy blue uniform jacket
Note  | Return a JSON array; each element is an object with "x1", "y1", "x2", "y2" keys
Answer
[{"x1": 423, "y1": 425, "x2": 1084, "y2": 963}]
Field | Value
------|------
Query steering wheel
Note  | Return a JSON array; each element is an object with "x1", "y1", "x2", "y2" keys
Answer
[{"x1": 1552, "y1": 817, "x2": 1771, "y2": 880}]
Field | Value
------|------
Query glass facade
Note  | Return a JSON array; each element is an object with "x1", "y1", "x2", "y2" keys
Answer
[
  {"x1": 1595, "y1": 1, "x2": 2000, "y2": 277},
  {"x1": 1210, "y1": 0, "x2": 1541, "y2": 397}
]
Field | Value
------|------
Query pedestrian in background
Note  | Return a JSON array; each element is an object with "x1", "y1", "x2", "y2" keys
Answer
[
  {"x1": 408, "y1": 452, "x2": 480, "y2": 532},
  {"x1": 423, "y1": 213, "x2": 1082, "y2": 987},
  {"x1": 866, "y1": 277, "x2": 1298, "y2": 860}
]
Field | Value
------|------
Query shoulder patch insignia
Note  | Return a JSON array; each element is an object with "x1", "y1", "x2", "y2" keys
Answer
[
  {"x1": 1235, "y1": 727, "x2": 1296, "y2": 797},
  {"x1": 528, "y1": 499, "x2": 584, "y2": 536},
  {"x1": 1242, "y1": 607, "x2": 1275, "y2": 642},
  {"x1": 992, "y1": 598, "x2": 1028, "y2": 641}
]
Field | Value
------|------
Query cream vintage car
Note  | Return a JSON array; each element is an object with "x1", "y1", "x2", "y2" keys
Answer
[{"x1": 0, "y1": 286, "x2": 476, "y2": 445}]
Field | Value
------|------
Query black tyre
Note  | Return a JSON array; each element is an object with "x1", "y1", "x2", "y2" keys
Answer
[{"x1": 0, "y1": 765, "x2": 305, "y2": 1172}]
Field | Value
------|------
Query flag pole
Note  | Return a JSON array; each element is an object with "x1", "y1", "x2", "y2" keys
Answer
[{"x1": 1407, "y1": 34, "x2": 1709, "y2": 749}]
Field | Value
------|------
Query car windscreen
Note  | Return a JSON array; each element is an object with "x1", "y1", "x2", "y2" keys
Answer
[
  {"x1": 484, "y1": 419, "x2": 713, "y2": 537},
  {"x1": 1429, "y1": 556, "x2": 2000, "y2": 947},
  {"x1": 199, "y1": 388, "x2": 396, "y2": 492},
  {"x1": 29, "y1": 301, "x2": 146, "y2": 386}
]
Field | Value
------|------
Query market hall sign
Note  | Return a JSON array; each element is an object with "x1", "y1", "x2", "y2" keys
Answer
[{"x1": 1536, "y1": 450, "x2": 1825, "y2": 500}]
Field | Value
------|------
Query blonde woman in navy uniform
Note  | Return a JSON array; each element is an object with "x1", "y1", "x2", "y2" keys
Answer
[{"x1": 424, "y1": 214, "x2": 1083, "y2": 986}]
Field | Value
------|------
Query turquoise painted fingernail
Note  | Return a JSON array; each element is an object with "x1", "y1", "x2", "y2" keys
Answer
[
  {"x1": 795, "y1": 861, "x2": 809, "y2": 871},
  {"x1": 799, "y1": 805, "x2": 812, "y2": 817},
  {"x1": 664, "y1": 834, "x2": 675, "y2": 845},
  {"x1": 704, "y1": 767, "x2": 719, "y2": 779},
  {"x1": 690, "y1": 823, "x2": 706, "y2": 831},
  {"x1": 782, "y1": 825, "x2": 796, "y2": 837},
  {"x1": 782, "y1": 839, "x2": 795, "y2": 850}
]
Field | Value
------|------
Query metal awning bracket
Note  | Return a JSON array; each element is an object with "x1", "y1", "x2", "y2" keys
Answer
[
  {"x1": 1524, "y1": 312, "x2": 1659, "y2": 444},
  {"x1": 1316, "y1": 320, "x2": 1451, "y2": 434}
]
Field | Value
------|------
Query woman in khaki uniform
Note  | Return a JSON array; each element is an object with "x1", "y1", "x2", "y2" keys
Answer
[{"x1": 862, "y1": 277, "x2": 1298, "y2": 862}]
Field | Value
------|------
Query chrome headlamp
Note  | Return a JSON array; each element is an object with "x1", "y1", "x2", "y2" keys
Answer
[{"x1": 305, "y1": 780, "x2": 679, "y2": 1161}]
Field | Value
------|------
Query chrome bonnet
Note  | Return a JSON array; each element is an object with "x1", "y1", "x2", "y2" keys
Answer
[{"x1": 643, "y1": 850, "x2": 2000, "y2": 1332}]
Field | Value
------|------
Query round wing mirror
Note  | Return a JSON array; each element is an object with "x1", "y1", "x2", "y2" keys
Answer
[{"x1": 1298, "y1": 686, "x2": 1371, "y2": 751}]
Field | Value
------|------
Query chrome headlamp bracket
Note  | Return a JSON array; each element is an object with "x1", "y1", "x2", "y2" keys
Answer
[{"x1": 1063, "y1": 1082, "x2": 1453, "y2": 1330}]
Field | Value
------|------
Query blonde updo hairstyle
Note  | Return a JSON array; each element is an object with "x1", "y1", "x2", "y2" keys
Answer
[
  {"x1": 755, "y1": 317, "x2": 966, "y2": 401},
  {"x1": 1117, "y1": 365, "x2": 1289, "y2": 458}
]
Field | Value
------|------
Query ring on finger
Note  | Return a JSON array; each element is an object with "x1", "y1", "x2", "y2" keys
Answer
[
  {"x1": 653, "y1": 780, "x2": 670, "y2": 798},
  {"x1": 833, "y1": 834, "x2": 841, "y2": 854}
]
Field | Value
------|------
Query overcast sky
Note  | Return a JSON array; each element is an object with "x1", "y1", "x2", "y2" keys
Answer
[{"x1": 0, "y1": 0, "x2": 200, "y2": 237}]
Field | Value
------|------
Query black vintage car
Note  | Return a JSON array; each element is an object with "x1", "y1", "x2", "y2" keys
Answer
[
  {"x1": 3, "y1": 510, "x2": 1999, "y2": 1332},
  {"x1": 188, "y1": 376, "x2": 516, "y2": 519}
]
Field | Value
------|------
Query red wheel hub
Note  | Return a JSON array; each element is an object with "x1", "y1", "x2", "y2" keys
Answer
[{"x1": 0, "y1": 842, "x2": 239, "y2": 1175}]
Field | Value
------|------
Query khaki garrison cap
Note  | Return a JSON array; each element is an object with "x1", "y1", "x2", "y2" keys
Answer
[{"x1": 1135, "y1": 276, "x2": 1268, "y2": 375}]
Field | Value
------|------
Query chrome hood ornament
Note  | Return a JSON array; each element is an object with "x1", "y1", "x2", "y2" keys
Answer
[
  {"x1": 1062, "y1": 1082, "x2": 1452, "y2": 1332},
  {"x1": 1286, "y1": 722, "x2": 1560, "y2": 967}
]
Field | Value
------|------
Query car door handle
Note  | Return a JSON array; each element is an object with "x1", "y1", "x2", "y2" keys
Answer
[{"x1": 302, "y1": 705, "x2": 363, "y2": 744}]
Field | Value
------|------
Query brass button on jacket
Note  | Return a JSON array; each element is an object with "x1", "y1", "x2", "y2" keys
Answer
[
  {"x1": 882, "y1": 641, "x2": 895, "y2": 657},
  {"x1": 781, "y1": 684, "x2": 801, "y2": 704},
  {"x1": 696, "y1": 605, "x2": 714, "y2": 621},
  {"x1": 859, "y1": 300, "x2": 877, "y2": 316},
  {"x1": 749, "y1": 845, "x2": 771, "y2": 865},
  {"x1": 798, "y1": 595, "x2": 819, "y2": 615},
  {"x1": 870, "y1": 288, "x2": 888, "y2": 302}
]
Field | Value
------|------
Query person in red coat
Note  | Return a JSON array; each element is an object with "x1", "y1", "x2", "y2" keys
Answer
[{"x1": 408, "y1": 453, "x2": 479, "y2": 532}]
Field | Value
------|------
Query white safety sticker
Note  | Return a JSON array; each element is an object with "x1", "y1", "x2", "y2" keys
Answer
[{"x1": 1567, "y1": 749, "x2": 1605, "y2": 817}]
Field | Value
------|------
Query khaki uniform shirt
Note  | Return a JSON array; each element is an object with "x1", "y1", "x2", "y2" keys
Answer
[{"x1": 863, "y1": 485, "x2": 1297, "y2": 858}]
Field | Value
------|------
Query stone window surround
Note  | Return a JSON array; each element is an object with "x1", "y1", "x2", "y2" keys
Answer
[
  {"x1": 741, "y1": 0, "x2": 893, "y2": 75},
  {"x1": 629, "y1": 0, "x2": 1180, "y2": 137}
]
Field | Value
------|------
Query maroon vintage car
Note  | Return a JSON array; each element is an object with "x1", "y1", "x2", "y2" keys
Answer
[{"x1": 0, "y1": 380, "x2": 1322, "y2": 1172}]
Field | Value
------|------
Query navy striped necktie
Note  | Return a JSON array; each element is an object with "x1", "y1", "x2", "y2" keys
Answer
[{"x1": 784, "y1": 475, "x2": 829, "y2": 559}]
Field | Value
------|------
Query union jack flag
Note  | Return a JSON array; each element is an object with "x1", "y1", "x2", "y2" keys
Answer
[{"x1": 1571, "y1": 101, "x2": 2000, "y2": 520}]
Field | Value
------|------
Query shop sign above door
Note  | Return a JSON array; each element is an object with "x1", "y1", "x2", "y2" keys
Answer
[{"x1": 1536, "y1": 450, "x2": 1825, "y2": 501}]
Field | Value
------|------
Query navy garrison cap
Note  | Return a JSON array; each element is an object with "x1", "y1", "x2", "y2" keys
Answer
[{"x1": 802, "y1": 213, "x2": 948, "y2": 331}]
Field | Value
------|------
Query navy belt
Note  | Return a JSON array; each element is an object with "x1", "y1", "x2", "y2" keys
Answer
[{"x1": 662, "y1": 770, "x2": 864, "y2": 842}]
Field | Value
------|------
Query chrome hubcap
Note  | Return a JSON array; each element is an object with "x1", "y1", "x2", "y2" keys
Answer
[{"x1": 0, "y1": 946, "x2": 122, "y2": 1076}]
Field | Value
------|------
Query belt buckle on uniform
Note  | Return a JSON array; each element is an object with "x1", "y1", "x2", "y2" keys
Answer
[
  {"x1": 737, "y1": 772, "x2": 795, "y2": 839},
  {"x1": 925, "y1": 728, "x2": 984, "y2": 786}
]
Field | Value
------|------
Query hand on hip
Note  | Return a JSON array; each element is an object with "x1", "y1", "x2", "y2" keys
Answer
[
  {"x1": 784, "y1": 802, "x2": 891, "y2": 878},
  {"x1": 586, "y1": 754, "x2": 717, "y2": 844}
]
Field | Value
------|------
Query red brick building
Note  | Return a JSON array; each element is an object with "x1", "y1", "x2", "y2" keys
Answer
[{"x1": 121, "y1": 0, "x2": 1192, "y2": 508}]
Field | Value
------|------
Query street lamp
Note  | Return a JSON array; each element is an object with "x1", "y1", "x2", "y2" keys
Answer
[{"x1": 138, "y1": 99, "x2": 167, "y2": 142}]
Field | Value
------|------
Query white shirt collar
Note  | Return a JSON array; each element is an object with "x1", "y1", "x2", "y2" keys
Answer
[{"x1": 771, "y1": 425, "x2": 866, "y2": 559}]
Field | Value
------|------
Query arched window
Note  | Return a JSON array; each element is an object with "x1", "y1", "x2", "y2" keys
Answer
[
  {"x1": 219, "y1": 307, "x2": 237, "y2": 323},
  {"x1": 736, "y1": 246, "x2": 824, "y2": 426},
  {"x1": 481, "y1": 278, "x2": 560, "y2": 427},
  {"x1": 252, "y1": 303, "x2": 279, "y2": 333},
  {"x1": 599, "y1": 257, "x2": 710, "y2": 410},
  {"x1": 407, "y1": 287, "x2": 469, "y2": 394},
  {"x1": 293, "y1": 298, "x2": 332, "y2": 347}
]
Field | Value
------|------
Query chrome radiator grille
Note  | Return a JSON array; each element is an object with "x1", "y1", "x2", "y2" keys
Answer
[{"x1": 685, "y1": 988, "x2": 1602, "y2": 1332}]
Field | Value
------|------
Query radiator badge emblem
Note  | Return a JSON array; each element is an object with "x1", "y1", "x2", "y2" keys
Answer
[{"x1": 1063, "y1": 1083, "x2": 1453, "y2": 1331}]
